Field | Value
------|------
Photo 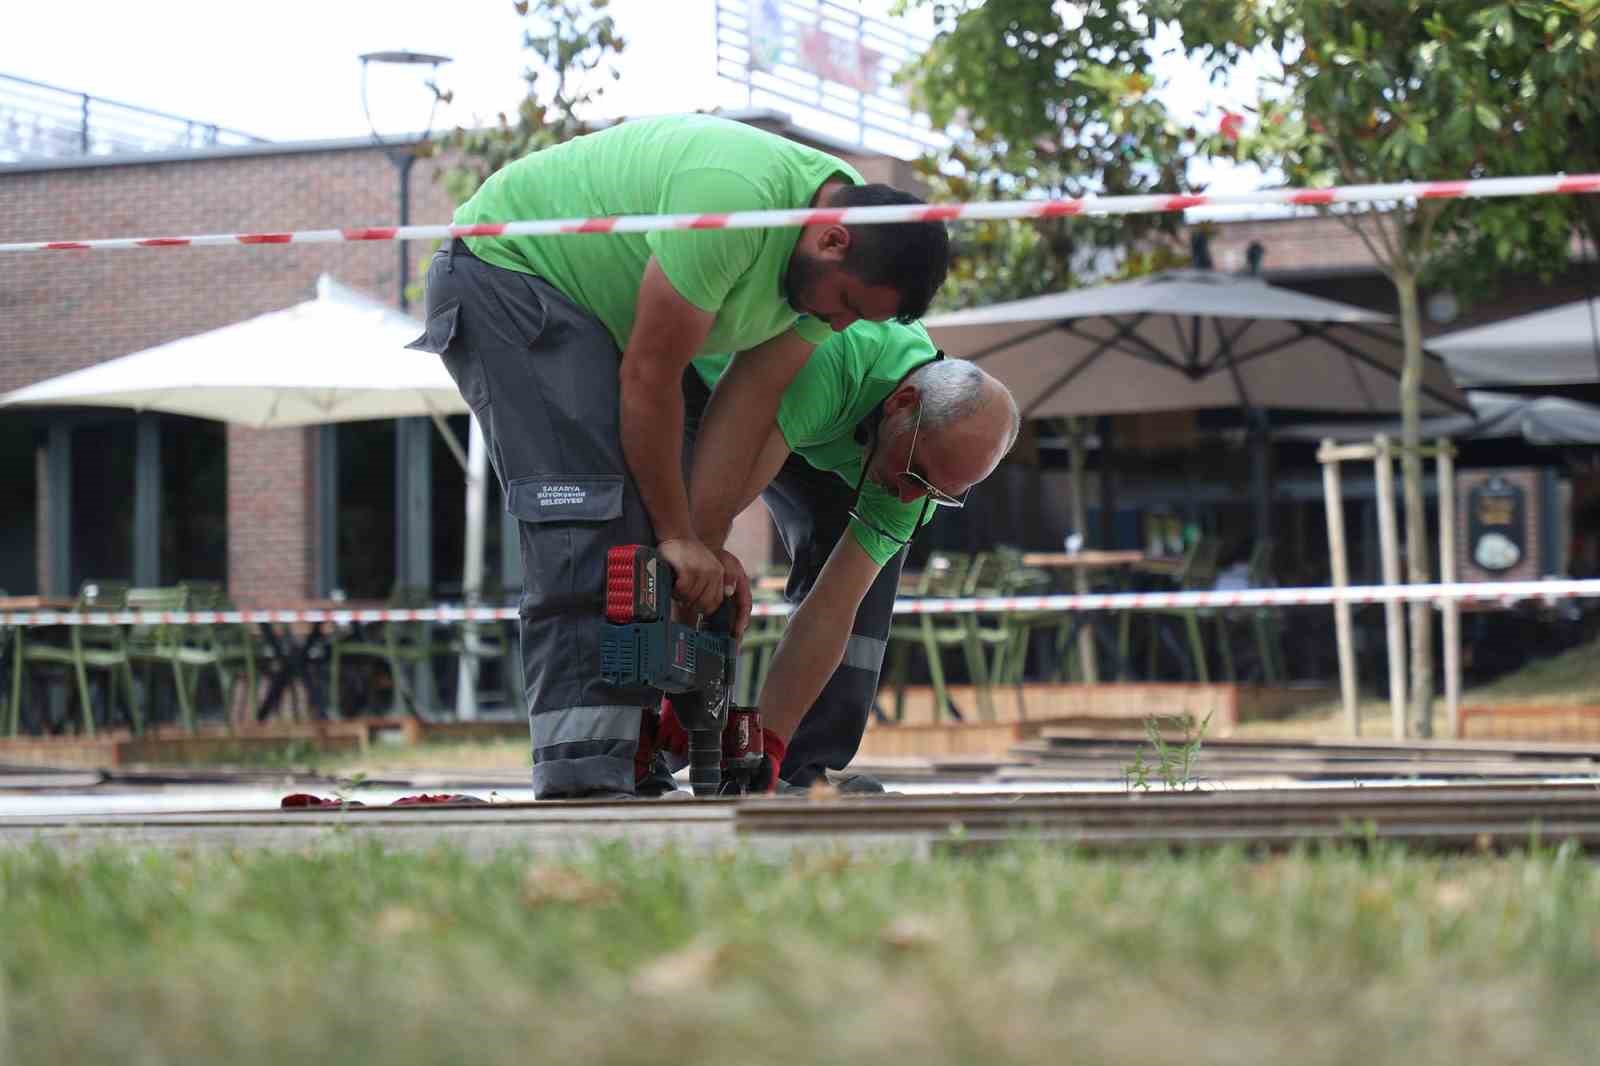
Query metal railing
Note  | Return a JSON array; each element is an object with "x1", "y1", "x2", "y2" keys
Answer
[{"x1": 0, "y1": 73, "x2": 267, "y2": 163}]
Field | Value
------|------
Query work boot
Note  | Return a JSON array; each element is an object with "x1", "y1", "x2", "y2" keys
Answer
[
  {"x1": 635, "y1": 752, "x2": 691, "y2": 799},
  {"x1": 776, "y1": 771, "x2": 888, "y2": 796},
  {"x1": 829, "y1": 771, "x2": 886, "y2": 795}
]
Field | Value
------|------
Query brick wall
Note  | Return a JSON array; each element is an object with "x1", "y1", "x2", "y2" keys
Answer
[
  {"x1": 1209, "y1": 211, "x2": 1596, "y2": 336},
  {"x1": 0, "y1": 145, "x2": 455, "y2": 395},
  {"x1": 224, "y1": 424, "x2": 314, "y2": 606},
  {"x1": 1, "y1": 142, "x2": 454, "y2": 602},
  {"x1": 0, "y1": 125, "x2": 905, "y2": 603},
  {"x1": 1209, "y1": 213, "x2": 1375, "y2": 275}
]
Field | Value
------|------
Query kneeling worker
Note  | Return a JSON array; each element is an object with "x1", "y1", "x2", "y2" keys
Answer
[{"x1": 645, "y1": 319, "x2": 1020, "y2": 793}]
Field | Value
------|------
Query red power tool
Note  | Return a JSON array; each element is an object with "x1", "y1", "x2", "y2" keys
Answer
[{"x1": 600, "y1": 545, "x2": 766, "y2": 796}]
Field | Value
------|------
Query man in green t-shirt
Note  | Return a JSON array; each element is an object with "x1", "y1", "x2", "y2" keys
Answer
[
  {"x1": 407, "y1": 113, "x2": 949, "y2": 799},
  {"x1": 646, "y1": 320, "x2": 1018, "y2": 792}
]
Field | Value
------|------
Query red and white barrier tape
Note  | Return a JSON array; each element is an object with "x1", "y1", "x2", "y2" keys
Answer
[
  {"x1": 3, "y1": 579, "x2": 1598, "y2": 627},
  {"x1": 3, "y1": 173, "x2": 1597, "y2": 254}
]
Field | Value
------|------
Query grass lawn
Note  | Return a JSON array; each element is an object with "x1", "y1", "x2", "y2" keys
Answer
[{"x1": 2, "y1": 840, "x2": 1598, "y2": 1066}]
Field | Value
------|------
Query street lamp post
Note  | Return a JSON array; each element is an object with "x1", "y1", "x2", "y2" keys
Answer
[
  {"x1": 359, "y1": 50, "x2": 451, "y2": 311},
  {"x1": 356, "y1": 50, "x2": 455, "y2": 714}
]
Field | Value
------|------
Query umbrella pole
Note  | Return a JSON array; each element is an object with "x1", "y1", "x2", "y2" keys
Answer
[
  {"x1": 427, "y1": 409, "x2": 470, "y2": 473},
  {"x1": 1437, "y1": 441, "x2": 1461, "y2": 738},
  {"x1": 1373, "y1": 435, "x2": 1409, "y2": 740},
  {"x1": 1318, "y1": 440, "x2": 1360, "y2": 736},
  {"x1": 1065, "y1": 417, "x2": 1097, "y2": 683},
  {"x1": 456, "y1": 417, "x2": 489, "y2": 721}
]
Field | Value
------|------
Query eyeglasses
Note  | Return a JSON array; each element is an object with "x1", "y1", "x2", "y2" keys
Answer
[
  {"x1": 845, "y1": 403, "x2": 968, "y2": 547},
  {"x1": 898, "y1": 405, "x2": 970, "y2": 509}
]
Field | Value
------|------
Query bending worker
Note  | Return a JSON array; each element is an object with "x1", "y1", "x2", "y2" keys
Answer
[
  {"x1": 409, "y1": 113, "x2": 949, "y2": 799},
  {"x1": 644, "y1": 319, "x2": 1020, "y2": 793}
]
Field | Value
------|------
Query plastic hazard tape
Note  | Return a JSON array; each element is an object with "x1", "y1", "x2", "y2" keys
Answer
[
  {"x1": 3, "y1": 579, "x2": 1598, "y2": 627},
  {"x1": 2, "y1": 173, "x2": 1597, "y2": 253}
]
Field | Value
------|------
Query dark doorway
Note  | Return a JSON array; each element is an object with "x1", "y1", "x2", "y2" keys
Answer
[
  {"x1": 162, "y1": 416, "x2": 226, "y2": 583},
  {"x1": 0, "y1": 419, "x2": 36, "y2": 594},
  {"x1": 70, "y1": 416, "x2": 135, "y2": 589},
  {"x1": 337, "y1": 420, "x2": 396, "y2": 600}
]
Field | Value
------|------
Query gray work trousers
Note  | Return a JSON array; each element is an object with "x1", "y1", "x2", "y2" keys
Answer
[
  {"x1": 409, "y1": 242, "x2": 655, "y2": 798},
  {"x1": 681, "y1": 373, "x2": 907, "y2": 787}
]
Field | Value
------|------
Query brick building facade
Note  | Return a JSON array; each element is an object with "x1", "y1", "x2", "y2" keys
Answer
[{"x1": 0, "y1": 112, "x2": 918, "y2": 603}]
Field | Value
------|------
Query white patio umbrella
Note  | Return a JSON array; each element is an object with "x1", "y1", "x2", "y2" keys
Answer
[
  {"x1": 1429, "y1": 297, "x2": 1600, "y2": 386},
  {"x1": 923, "y1": 269, "x2": 1466, "y2": 418},
  {"x1": 1, "y1": 274, "x2": 494, "y2": 719},
  {"x1": 0, "y1": 274, "x2": 468, "y2": 433}
]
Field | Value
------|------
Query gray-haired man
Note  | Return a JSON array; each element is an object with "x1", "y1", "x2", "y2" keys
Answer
[{"x1": 646, "y1": 319, "x2": 1020, "y2": 792}]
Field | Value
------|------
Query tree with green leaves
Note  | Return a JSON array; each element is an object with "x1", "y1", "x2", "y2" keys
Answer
[
  {"x1": 892, "y1": 0, "x2": 1201, "y2": 308},
  {"x1": 1423, "y1": 3, "x2": 1600, "y2": 303},
  {"x1": 1161, "y1": 0, "x2": 1600, "y2": 737},
  {"x1": 897, "y1": 1, "x2": 1598, "y2": 732},
  {"x1": 435, "y1": 0, "x2": 627, "y2": 207}
]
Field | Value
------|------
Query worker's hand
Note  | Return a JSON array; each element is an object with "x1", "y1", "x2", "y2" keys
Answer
[
  {"x1": 658, "y1": 537, "x2": 725, "y2": 616},
  {"x1": 714, "y1": 549, "x2": 753, "y2": 639}
]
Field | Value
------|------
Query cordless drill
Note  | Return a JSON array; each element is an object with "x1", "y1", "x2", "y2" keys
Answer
[{"x1": 600, "y1": 545, "x2": 766, "y2": 796}]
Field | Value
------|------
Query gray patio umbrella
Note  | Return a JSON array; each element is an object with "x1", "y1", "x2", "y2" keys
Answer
[
  {"x1": 1428, "y1": 297, "x2": 1600, "y2": 386},
  {"x1": 924, "y1": 268, "x2": 1468, "y2": 542},
  {"x1": 923, "y1": 269, "x2": 1466, "y2": 418},
  {"x1": 1274, "y1": 390, "x2": 1600, "y2": 445}
]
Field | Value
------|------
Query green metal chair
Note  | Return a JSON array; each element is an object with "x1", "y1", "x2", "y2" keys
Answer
[
  {"x1": 883, "y1": 551, "x2": 983, "y2": 722},
  {"x1": 735, "y1": 580, "x2": 789, "y2": 708},
  {"x1": 959, "y1": 549, "x2": 1033, "y2": 719},
  {"x1": 9, "y1": 582, "x2": 137, "y2": 737},
  {"x1": 124, "y1": 586, "x2": 229, "y2": 734},
  {"x1": 966, "y1": 548, "x2": 1077, "y2": 716},
  {"x1": 1117, "y1": 536, "x2": 1225, "y2": 682},
  {"x1": 1214, "y1": 540, "x2": 1288, "y2": 683},
  {"x1": 328, "y1": 585, "x2": 455, "y2": 718},
  {"x1": 182, "y1": 581, "x2": 259, "y2": 725},
  {"x1": 981, "y1": 550, "x2": 1062, "y2": 682}
]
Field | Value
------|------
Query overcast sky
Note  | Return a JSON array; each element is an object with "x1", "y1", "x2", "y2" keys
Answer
[
  {"x1": 4, "y1": 1, "x2": 904, "y2": 140},
  {"x1": 5, "y1": 0, "x2": 1269, "y2": 210}
]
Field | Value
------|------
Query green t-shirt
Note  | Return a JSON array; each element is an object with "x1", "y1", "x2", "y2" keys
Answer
[
  {"x1": 693, "y1": 320, "x2": 940, "y2": 566},
  {"x1": 454, "y1": 113, "x2": 860, "y2": 355}
]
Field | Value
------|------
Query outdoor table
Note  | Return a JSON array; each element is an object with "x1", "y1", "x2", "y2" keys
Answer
[
  {"x1": 1020, "y1": 550, "x2": 1147, "y2": 570},
  {"x1": 1132, "y1": 556, "x2": 1186, "y2": 579},
  {"x1": 1017, "y1": 551, "x2": 1170, "y2": 682},
  {"x1": 758, "y1": 572, "x2": 924, "y2": 595},
  {"x1": 0, "y1": 597, "x2": 76, "y2": 611},
  {"x1": 253, "y1": 600, "x2": 385, "y2": 720}
]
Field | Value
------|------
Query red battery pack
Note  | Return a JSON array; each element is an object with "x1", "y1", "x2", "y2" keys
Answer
[{"x1": 606, "y1": 545, "x2": 667, "y2": 624}]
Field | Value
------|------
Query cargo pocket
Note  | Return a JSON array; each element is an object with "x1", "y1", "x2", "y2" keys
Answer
[
  {"x1": 506, "y1": 474, "x2": 626, "y2": 613},
  {"x1": 406, "y1": 300, "x2": 488, "y2": 413}
]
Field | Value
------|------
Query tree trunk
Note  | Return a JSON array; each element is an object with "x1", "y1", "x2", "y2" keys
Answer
[{"x1": 1394, "y1": 271, "x2": 1434, "y2": 739}]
